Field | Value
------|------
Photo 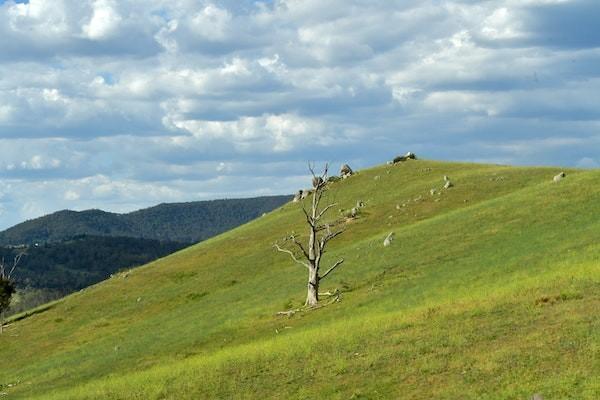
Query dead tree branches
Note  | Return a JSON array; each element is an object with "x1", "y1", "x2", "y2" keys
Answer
[{"x1": 275, "y1": 163, "x2": 346, "y2": 307}]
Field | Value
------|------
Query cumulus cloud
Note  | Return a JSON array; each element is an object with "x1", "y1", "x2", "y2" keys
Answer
[{"x1": 0, "y1": 0, "x2": 598, "y2": 229}]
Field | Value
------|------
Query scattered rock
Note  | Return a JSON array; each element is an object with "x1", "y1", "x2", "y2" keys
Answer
[
  {"x1": 340, "y1": 164, "x2": 354, "y2": 179},
  {"x1": 443, "y1": 180, "x2": 454, "y2": 189},
  {"x1": 301, "y1": 190, "x2": 310, "y2": 199},
  {"x1": 350, "y1": 207, "x2": 359, "y2": 218},
  {"x1": 396, "y1": 204, "x2": 401, "y2": 210},
  {"x1": 374, "y1": 175, "x2": 380, "y2": 181},
  {"x1": 293, "y1": 190, "x2": 303, "y2": 202},
  {"x1": 443, "y1": 175, "x2": 450, "y2": 182},
  {"x1": 356, "y1": 200, "x2": 365, "y2": 208},
  {"x1": 392, "y1": 152, "x2": 417, "y2": 163},
  {"x1": 386, "y1": 160, "x2": 393, "y2": 165},
  {"x1": 430, "y1": 188, "x2": 437, "y2": 196},
  {"x1": 136, "y1": 297, "x2": 142, "y2": 303},
  {"x1": 383, "y1": 232, "x2": 394, "y2": 247},
  {"x1": 553, "y1": 172, "x2": 566, "y2": 182}
]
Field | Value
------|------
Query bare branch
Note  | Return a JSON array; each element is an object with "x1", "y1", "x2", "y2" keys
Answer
[
  {"x1": 274, "y1": 244, "x2": 310, "y2": 269},
  {"x1": 320, "y1": 258, "x2": 345, "y2": 280},
  {"x1": 308, "y1": 162, "x2": 317, "y2": 179},
  {"x1": 7, "y1": 252, "x2": 24, "y2": 279},
  {"x1": 315, "y1": 203, "x2": 338, "y2": 221},
  {"x1": 320, "y1": 229, "x2": 345, "y2": 251},
  {"x1": 320, "y1": 163, "x2": 329, "y2": 181},
  {"x1": 300, "y1": 200, "x2": 313, "y2": 226},
  {"x1": 289, "y1": 235, "x2": 309, "y2": 260}
]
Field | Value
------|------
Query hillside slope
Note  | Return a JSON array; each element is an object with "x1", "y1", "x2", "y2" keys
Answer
[
  {"x1": 0, "y1": 195, "x2": 291, "y2": 245},
  {"x1": 1, "y1": 160, "x2": 598, "y2": 399}
]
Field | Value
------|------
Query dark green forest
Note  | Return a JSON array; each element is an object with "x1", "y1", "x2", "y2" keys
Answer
[{"x1": 1, "y1": 235, "x2": 186, "y2": 315}]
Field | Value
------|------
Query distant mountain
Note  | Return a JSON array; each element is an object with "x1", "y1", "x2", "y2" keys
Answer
[{"x1": 0, "y1": 195, "x2": 291, "y2": 246}]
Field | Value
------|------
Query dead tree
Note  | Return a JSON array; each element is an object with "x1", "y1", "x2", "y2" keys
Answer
[
  {"x1": 275, "y1": 164, "x2": 345, "y2": 307},
  {"x1": 0, "y1": 252, "x2": 24, "y2": 334}
]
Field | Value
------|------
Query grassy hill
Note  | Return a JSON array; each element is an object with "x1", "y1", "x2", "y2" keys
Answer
[
  {"x1": 0, "y1": 160, "x2": 598, "y2": 399},
  {"x1": 0, "y1": 195, "x2": 291, "y2": 246}
]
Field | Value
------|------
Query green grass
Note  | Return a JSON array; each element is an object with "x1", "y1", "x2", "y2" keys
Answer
[{"x1": 1, "y1": 160, "x2": 599, "y2": 399}]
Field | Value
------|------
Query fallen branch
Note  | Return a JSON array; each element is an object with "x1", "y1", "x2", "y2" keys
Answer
[{"x1": 276, "y1": 309, "x2": 300, "y2": 317}]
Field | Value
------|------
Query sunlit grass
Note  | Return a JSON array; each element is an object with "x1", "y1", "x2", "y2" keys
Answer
[{"x1": 1, "y1": 160, "x2": 598, "y2": 399}]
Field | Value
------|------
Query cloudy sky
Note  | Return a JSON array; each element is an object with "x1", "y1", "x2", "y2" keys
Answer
[{"x1": 0, "y1": 0, "x2": 598, "y2": 229}]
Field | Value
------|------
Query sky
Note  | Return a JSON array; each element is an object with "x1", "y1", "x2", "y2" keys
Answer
[{"x1": 0, "y1": 0, "x2": 599, "y2": 230}]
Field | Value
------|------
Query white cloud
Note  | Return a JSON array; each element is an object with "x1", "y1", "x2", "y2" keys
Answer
[
  {"x1": 82, "y1": 0, "x2": 122, "y2": 40},
  {"x1": 0, "y1": 0, "x2": 598, "y2": 229},
  {"x1": 64, "y1": 190, "x2": 80, "y2": 201},
  {"x1": 189, "y1": 4, "x2": 232, "y2": 41}
]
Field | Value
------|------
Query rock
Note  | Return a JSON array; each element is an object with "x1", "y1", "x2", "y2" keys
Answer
[
  {"x1": 386, "y1": 161, "x2": 393, "y2": 165},
  {"x1": 301, "y1": 190, "x2": 310, "y2": 199},
  {"x1": 293, "y1": 190, "x2": 303, "y2": 202},
  {"x1": 443, "y1": 175, "x2": 450, "y2": 182},
  {"x1": 350, "y1": 207, "x2": 359, "y2": 218},
  {"x1": 430, "y1": 188, "x2": 437, "y2": 196},
  {"x1": 356, "y1": 200, "x2": 365, "y2": 208},
  {"x1": 553, "y1": 172, "x2": 566, "y2": 182},
  {"x1": 396, "y1": 204, "x2": 401, "y2": 210},
  {"x1": 392, "y1": 152, "x2": 417, "y2": 164},
  {"x1": 383, "y1": 232, "x2": 394, "y2": 247},
  {"x1": 340, "y1": 164, "x2": 353, "y2": 179},
  {"x1": 444, "y1": 180, "x2": 454, "y2": 189},
  {"x1": 374, "y1": 175, "x2": 380, "y2": 180}
]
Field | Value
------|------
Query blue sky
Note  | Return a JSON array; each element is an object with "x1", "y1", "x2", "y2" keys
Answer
[{"x1": 0, "y1": 0, "x2": 599, "y2": 230}]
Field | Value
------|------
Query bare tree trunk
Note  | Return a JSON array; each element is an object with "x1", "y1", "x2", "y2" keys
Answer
[
  {"x1": 0, "y1": 311, "x2": 4, "y2": 334},
  {"x1": 306, "y1": 266, "x2": 319, "y2": 307}
]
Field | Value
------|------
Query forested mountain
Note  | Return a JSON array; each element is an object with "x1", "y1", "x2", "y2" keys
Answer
[
  {"x1": 2, "y1": 235, "x2": 186, "y2": 315},
  {"x1": 0, "y1": 195, "x2": 291, "y2": 246}
]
